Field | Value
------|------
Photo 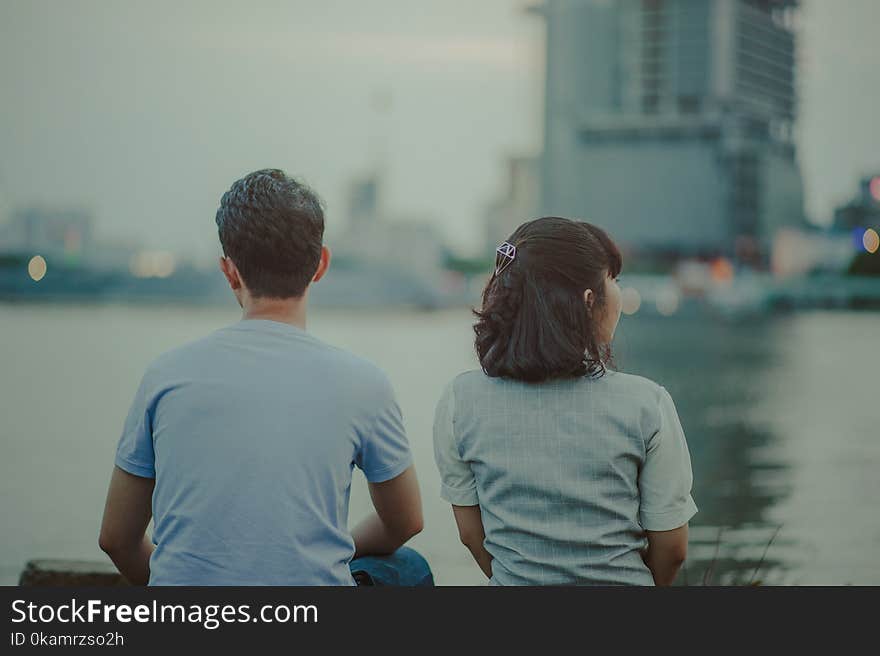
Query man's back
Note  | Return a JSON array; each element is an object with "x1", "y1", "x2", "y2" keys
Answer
[{"x1": 115, "y1": 319, "x2": 412, "y2": 585}]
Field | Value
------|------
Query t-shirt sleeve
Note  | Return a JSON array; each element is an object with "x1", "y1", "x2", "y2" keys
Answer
[
  {"x1": 432, "y1": 380, "x2": 478, "y2": 506},
  {"x1": 355, "y1": 374, "x2": 413, "y2": 483},
  {"x1": 638, "y1": 386, "x2": 698, "y2": 531},
  {"x1": 114, "y1": 372, "x2": 157, "y2": 479}
]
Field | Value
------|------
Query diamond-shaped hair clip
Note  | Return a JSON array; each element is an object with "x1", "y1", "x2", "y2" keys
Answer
[{"x1": 495, "y1": 241, "x2": 517, "y2": 275}]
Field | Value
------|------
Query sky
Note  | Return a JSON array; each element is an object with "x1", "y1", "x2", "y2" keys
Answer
[{"x1": 0, "y1": 0, "x2": 878, "y2": 261}]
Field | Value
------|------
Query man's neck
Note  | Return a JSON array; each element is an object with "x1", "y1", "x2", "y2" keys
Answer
[{"x1": 241, "y1": 296, "x2": 308, "y2": 331}]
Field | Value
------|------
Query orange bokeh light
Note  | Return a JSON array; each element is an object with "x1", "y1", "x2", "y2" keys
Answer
[
  {"x1": 710, "y1": 257, "x2": 734, "y2": 283},
  {"x1": 863, "y1": 228, "x2": 880, "y2": 254}
]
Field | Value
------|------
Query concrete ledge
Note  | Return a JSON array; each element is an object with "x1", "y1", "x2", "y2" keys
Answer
[{"x1": 19, "y1": 560, "x2": 128, "y2": 586}]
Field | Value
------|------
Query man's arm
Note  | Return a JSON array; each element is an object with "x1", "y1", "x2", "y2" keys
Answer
[
  {"x1": 452, "y1": 504, "x2": 493, "y2": 579},
  {"x1": 98, "y1": 466, "x2": 155, "y2": 585},
  {"x1": 352, "y1": 466, "x2": 423, "y2": 558},
  {"x1": 643, "y1": 524, "x2": 689, "y2": 586}
]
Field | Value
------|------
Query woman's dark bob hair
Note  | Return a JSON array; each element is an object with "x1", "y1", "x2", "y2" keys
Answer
[{"x1": 474, "y1": 216, "x2": 622, "y2": 383}]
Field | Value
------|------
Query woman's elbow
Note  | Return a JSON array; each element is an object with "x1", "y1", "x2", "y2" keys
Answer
[
  {"x1": 672, "y1": 544, "x2": 688, "y2": 565},
  {"x1": 646, "y1": 525, "x2": 689, "y2": 565},
  {"x1": 458, "y1": 528, "x2": 483, "y2": 550},
  {"x1": 654, "y1": 543, "x2": 687, "y2": 567}
]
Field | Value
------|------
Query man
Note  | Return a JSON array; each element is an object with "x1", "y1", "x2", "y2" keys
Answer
[{"x1": 99, "y1": 169, "x2": 429, "y2": 585}]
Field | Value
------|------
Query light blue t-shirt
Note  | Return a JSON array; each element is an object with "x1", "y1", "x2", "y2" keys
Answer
[{"x1": 114, "y1": 319, "x2": 412, "y2": 586}]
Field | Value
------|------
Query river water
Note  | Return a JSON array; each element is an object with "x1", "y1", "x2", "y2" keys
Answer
[{"x1": 1, "y1": 303, "x2": 878, "y2": 585}]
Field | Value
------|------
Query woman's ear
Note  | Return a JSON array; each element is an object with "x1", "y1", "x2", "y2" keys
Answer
[{"x1": 584, "y1": 289, "x2": 594, "y2": 308}]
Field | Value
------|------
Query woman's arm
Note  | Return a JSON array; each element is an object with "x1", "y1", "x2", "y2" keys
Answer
[
  {"x1": 452, "y1": 505, "x2": 493, "y2": 579},
  {"x1": 639, "y1": 388, "x2": 698, "y2": 586},
  {"x1": 643, "y1": 524, "x2": 689, "y2": 586}
]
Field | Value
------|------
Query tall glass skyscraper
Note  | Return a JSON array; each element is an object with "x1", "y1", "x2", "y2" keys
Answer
[{"x1": 536, "y1": 0, "x2": 804, "y2": 259}]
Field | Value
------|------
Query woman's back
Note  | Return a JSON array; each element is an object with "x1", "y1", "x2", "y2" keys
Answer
[{"x1": 434, "y1": 369, "x2": 697, "y2": 586}]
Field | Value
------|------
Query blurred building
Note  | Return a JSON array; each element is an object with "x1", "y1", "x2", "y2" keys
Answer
[
  {"x1": 346, "y1": 174, "x2": 381, "y2": 227},
  {"x1": 771, "y1": 227, "x2": 854, "y2": 277},
  {"x1": 832, "y1": 174, "x2": 880, "y2": 232},
  {"x1": 534, "y1": 0, "x2": 804, "y2": 259},
  {"x1": 770, "y1": 174, "x2": 880, "y2": 278},
  {"x1": 317, "y1": 171, "x2": 452, "y2": 307},
  {"x1": 0, "y1": 207, "x2": 94, "y2": 261},
  {"x1": 485, "y1": 155, "x2": 541, "y2": 250},
  {"x1": 337, "y1": 170, "x2": 446, "y2": 281}
]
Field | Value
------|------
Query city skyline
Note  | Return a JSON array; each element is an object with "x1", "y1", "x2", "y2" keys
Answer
[{"x1": 1, "y1": 0, "x2": 879, "y2": 261}]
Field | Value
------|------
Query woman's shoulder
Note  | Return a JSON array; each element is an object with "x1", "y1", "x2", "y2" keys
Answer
[
  {"x1": 440, "y1": 369, "x2": 671, "y2": 407},
  {"x1": 442, "y1": 368, "x2": 488, "y2": 395},
  {"x1": 437, "y1": 368, "x2": 515, "y2": 403},
  {"x1": 600, "y1": 370, "x2": 668, "y2": 405}
]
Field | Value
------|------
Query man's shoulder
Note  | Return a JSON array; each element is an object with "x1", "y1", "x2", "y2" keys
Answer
[
  {"x1": 321, "y1": 344, "x2": 391, "y2": 383},
  {"x1": 327, "y1": 348, "x2": 397, "y2": 401},
  {"x1": 142, "y1": 324, "x2": 395, "y2": 399},
  {"x1": 141, "y1": 329, "x2": 229, "y2": 379}
]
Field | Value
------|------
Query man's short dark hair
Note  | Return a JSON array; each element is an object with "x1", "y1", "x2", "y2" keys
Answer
[{"x1": 215, "y1": 169, "x2": 325, "y2": 298}]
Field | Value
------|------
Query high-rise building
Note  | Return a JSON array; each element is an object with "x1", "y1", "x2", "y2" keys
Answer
[{"x1": 535, "y1": 0, "x2": 804, "y2": 258}]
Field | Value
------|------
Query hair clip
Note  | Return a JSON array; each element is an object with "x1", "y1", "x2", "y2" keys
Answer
[{"x1": 495, "y1": 241, "x2": 517, "y2": 275}]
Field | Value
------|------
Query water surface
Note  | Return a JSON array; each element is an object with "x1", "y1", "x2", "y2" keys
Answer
[{"x1": 1, "y1": 303, "x2": 877, "y2": 585}]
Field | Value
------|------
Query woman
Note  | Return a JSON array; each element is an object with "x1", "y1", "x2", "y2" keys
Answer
[{"x1": 433, "y1": 217, "x2": 697, "y2": 585}]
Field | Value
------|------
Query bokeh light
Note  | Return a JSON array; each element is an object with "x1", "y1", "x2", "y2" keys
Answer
[
  {"x1": 710, "y1": 257, "x2": 735, "y2": 285},
  {"x1": 27, "y1": 255, "x2": 47, "y2": 282},
  {"x1": 655, "y1": 287, "x2": 681, "y2": 316},
  {"x1": 870, "y1": 177, "x2": 880, "y2": 203},
  {"x1": 620, "y1": 287, "x2": 641, "y2": 315},
  {"x1": 863, "y1": 228, "x2": 879, "y2": 254},
  {"x1": 129, "y1": 251, "x2": 176, "y2": 278}
]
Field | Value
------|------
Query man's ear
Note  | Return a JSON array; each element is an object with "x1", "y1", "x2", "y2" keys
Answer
[
  {"x1": 312, "y1": 246, "x2": 331, "y2": 284},
  {"x1": 219, "y1": 256, "x2": 242, "y2": 290}
]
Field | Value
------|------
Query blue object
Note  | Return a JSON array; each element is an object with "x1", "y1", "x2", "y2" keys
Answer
[{"x1": 350, "y1": 547, "x2": 434, "y2": 586}]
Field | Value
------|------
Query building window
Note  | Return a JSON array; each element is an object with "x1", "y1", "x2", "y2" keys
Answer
[{"x1": 678, "y1": 96, "x2": 700, "y2": 114}]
